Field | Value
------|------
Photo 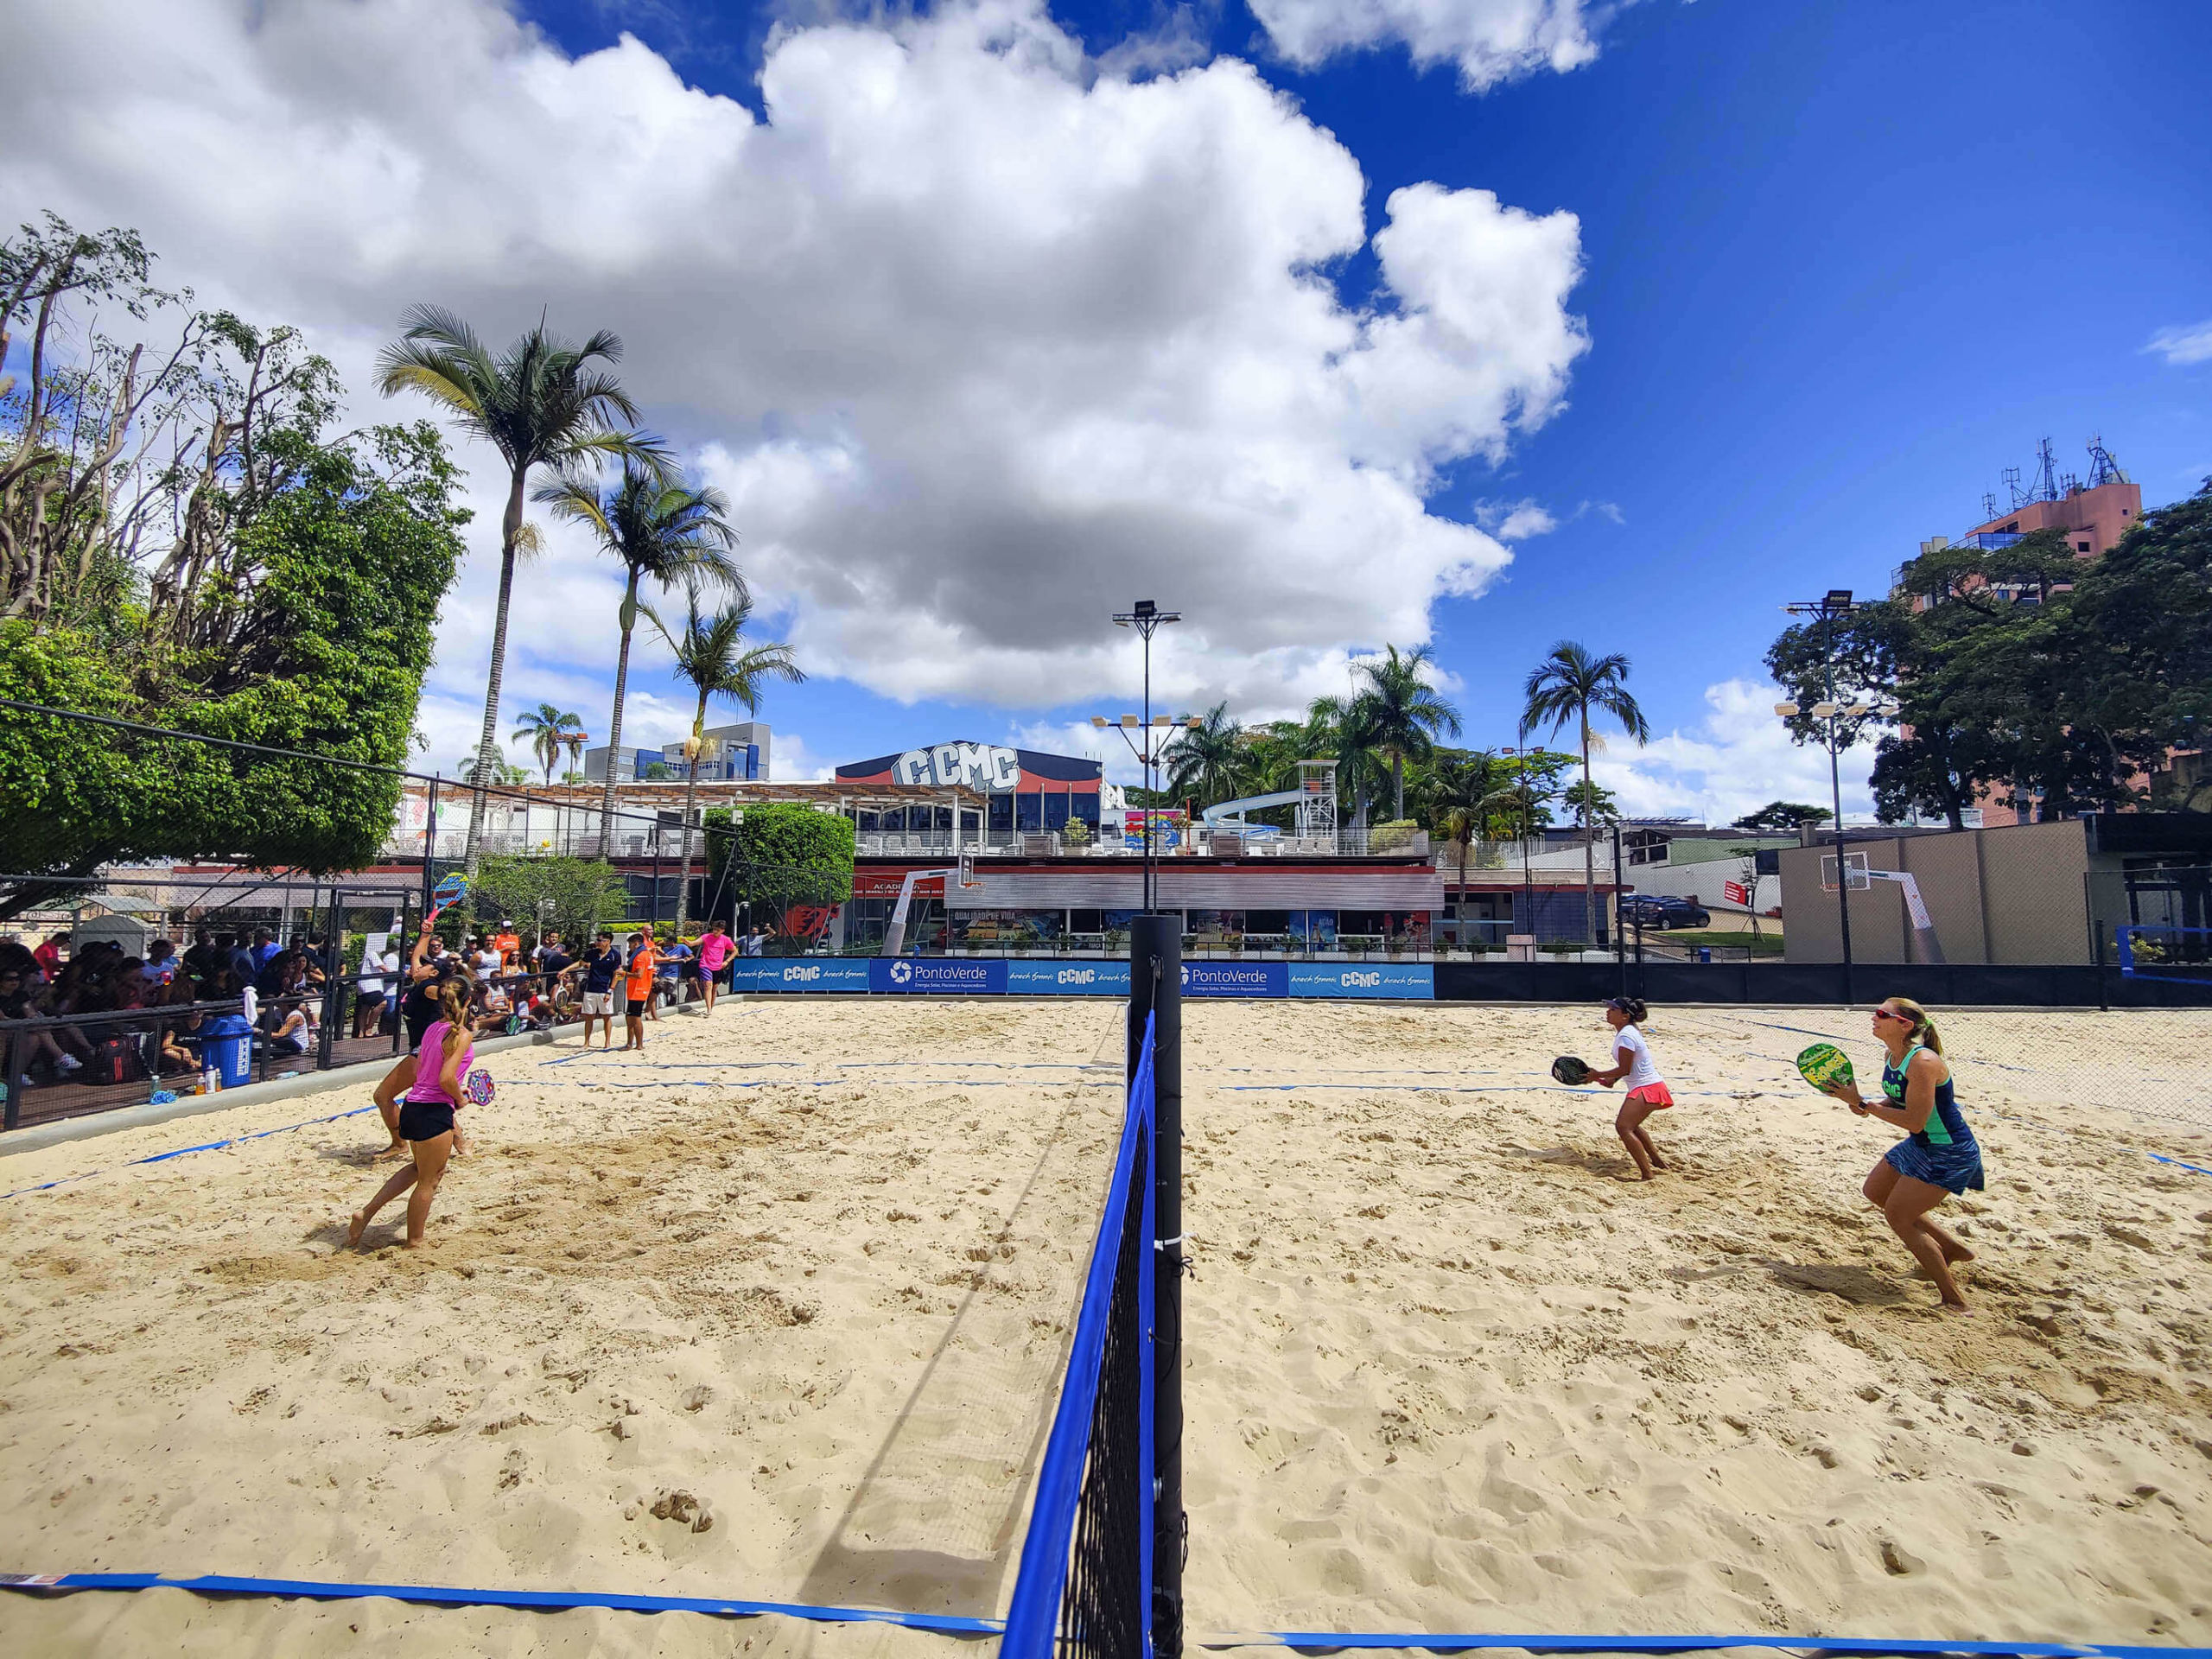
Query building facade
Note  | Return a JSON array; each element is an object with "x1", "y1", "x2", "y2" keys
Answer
[{"x1": 584, "y1": 721, "x2": 770, "y2": 785}]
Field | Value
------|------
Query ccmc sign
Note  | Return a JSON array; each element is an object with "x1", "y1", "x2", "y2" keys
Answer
[{"x1": 893, "y1": 743, "x2": 1022, "y2": 791}]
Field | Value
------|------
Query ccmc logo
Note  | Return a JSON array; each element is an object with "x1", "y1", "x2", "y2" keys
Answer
[
  {"x1": 1341, "y1": 970, "x2": 1382, "y2": 988},
  {"x1": 890, "y1": 960, "x2": 913, "y2": 985},
  {"x1": 783, "y1": 964, "x2": 823, "y2": 982},
  {"x1": 1057, "y1": 967, "x2": 1097, "y2": 986}
]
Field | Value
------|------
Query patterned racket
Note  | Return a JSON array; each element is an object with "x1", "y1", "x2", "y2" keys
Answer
[
  {"x1": 426, "y1": 872, "x2": 469, "y2": 923},
  {"x1": 1796, "y1": 1043, "x2": 1856, "y2": 1094},
  {"x1": 1551, "y1": 1055, "x2": 1593, "y2": 1086},
  {"x1": 463, "y1": 1068, "x2": 495, "y2": 1107}
]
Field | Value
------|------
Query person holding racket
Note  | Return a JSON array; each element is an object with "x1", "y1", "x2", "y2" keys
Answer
[
  {"x1": 1822, "y1": 996, "x2": 1981, "y2": 1313},
  {"x1": 622, "y1": 930, "x2": 658, "y2": 1051},
  {"x1": 349, "y1": 976, "x2": 475, "y2": 1249},
  {"x1": 1587, "y1": 996, "x2": 1675, "y2": 1180}
]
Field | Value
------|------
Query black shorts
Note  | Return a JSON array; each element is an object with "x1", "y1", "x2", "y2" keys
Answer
[
  {"x1": 626, "y1": 996, "x2": 649, "y2": 1016},
  {"x1": 397, "y1": 1100, "x2": 455, "y2": 1142}
]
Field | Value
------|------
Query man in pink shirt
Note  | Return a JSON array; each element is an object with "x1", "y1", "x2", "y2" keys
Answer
[{"x1": 696, "y1": 920, "x2": 735, "y2": 1015}]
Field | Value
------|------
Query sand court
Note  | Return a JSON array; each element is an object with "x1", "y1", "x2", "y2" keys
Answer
[{"x1": 3, "y1": 996, "x2": 2209, "y2": 1655}]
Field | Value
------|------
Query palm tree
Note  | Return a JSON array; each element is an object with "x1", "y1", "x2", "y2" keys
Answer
[
  {"x1": 1355, "y1": 644, "x2": 1463, "y2": 823},
  {"x1": 1522, "y1": 641, "x2": 1651, "y2": 945},
  {"x1": 512, "y1": 702, "x2": 584, "y2": 855},
  {"x1": 512, "y1": 703, "x2": 584, "y2": 786},
  {"x1": 1163, "y1": 702, "x2": 1249, "y2": 809},
  {"x1": 378, "y1": 306, "x2": 664, "y2": 872},
  {"x1": 536, "y1": 466, "x2": 743, "y2": 854},
  {"x1": 645, "y1": 594, "x2": 804, "y2": 933},
  {"x1": 1307, "y1": 693, "x2": 1386, "y2": 839},
  {"x1": 458, "y1": 750, "x2": 531, "y2": 787}
]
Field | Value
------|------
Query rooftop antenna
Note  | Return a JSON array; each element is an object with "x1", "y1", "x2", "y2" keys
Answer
[
  {"x1": 2004, "y1": 466, "x2": 2026, "y2": 512},
  {"x1": 1980, "y1": 490, "x2": 1999, "y2": 523},
  {"x1": 2033, "y1": 437, "x2": 2061, "y2": 503},
  {"x1": 2086, "y1": 435, "x2": 2129, "y2": 487}
]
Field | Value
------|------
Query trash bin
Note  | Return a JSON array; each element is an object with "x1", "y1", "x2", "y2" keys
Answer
[
  {"x1": 1696, "y1": 946, "x2": 1713, "y2": 964},
  {"x1": 202, "y1": 1014, "x2": 253, "y2": 1087}
]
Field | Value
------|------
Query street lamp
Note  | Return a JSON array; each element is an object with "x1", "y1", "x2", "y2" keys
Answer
[
  {"x1": 1499, "y1": 737, "x2": 1539, "y2": 957},
  {"x1": 1091, "y1": 709, "x2": 1202, "y2": 914},
  {"x1": 1103, "y1": 599, "x2": 1185, "y2": 912}
]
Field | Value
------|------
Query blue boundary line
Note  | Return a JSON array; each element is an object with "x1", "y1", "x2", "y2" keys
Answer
[
  {"x1": 2, "y1": 1104, "x2": 381, "y2": 1201},
  {"x1": 0, "y1": 1572, "x2": 997, "y2": 1634},
  {"x1": 1206, "y1": 1636, "x2": 2211, "y2": 1659}
]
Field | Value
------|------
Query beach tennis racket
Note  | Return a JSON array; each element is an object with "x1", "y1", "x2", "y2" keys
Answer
[
  {"x1": 464, "y1": 1068, "x2": 495, "y2": 1107},
  {"x1": 1796, "y1": 1043, "x2": 1856, "y2": 1095},
  {"x1": 426, "y1": 873, "x2": 469, "y2": 923},
  {"x1": 1551, "y1": 1055, "x2": 1594, "y2": 1086}
]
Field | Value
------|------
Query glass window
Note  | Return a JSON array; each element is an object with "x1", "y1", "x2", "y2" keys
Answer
[
  {"x1": 1070, "y1": 909, "x2": 1103, "y2": 932},
  {"x1": 1044, "y1": 792, "x2": 1070, "y2": 830},
  {"x1": 1016, "y1": 792, "x2": 1042, "y2": 830},
  {"x1": 988, "y1": 793, "x2": 1014, "y2": 832}
]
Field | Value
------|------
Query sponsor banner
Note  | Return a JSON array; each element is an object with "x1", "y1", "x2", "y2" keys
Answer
[
  {"x1": 1007, "y1": 960, "x2": 1132, "y2": 996},
  {"x1": 1288, "y1": 962, "x2": 1433, "y2": 1001},
  {"x1": 1180, "y1": 961, "x2": 1287, "y2": 999},
  {"x1": 732, "y1": 960, "x2": 874, "y2": 994},
  {"x1": 871, "y1": 958, "x2": 1008, "y2": 995}
]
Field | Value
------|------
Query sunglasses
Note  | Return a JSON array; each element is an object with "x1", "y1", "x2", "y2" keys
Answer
[{"x1": 1872, "y1": 1007, "x2": 1910, "y2": 1022}]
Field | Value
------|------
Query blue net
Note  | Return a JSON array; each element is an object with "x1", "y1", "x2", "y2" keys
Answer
[{"x1": 1003, "y1": 1014, "x2": 1157, "y2": 1659}]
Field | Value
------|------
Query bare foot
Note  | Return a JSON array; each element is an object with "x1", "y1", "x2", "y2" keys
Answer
[
  {"x1": 403, "y1": 1236, "x2": 428, "y2": 1250},
  {"x1": 1938, "y1": 1300, "x2": 1972, "y2": 1316},
  {"x1": 348, "y1": 1210, "x2": 369, "y2": 1247},
  {"x1": 1941, "y1": 1241, "x2": 1975, "y2": 1265},
  {"x1": 374, "y1": 1141, "x2": 409, "y2": 1162}
]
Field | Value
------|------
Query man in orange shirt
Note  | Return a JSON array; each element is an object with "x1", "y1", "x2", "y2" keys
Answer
[
  {"x1": 493, "y1": 921, "x2": 521, "y2": 971},
  {"x1": 622, "y1": 931, "x2": 658, "y2": 1051}
]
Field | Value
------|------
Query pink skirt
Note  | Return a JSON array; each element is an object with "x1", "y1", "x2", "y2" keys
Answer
[{"x1": 1627, "y1": 1083, "x2": 1675, "y2": 1109}]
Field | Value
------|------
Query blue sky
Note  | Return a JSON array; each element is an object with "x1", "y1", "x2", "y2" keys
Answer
[
  {"x1": 7, "y1": 0, "x2": 2209, "y2": 818},
  {"x1": 511, "y1": 0, "x2": 2212, "y2": 810}
]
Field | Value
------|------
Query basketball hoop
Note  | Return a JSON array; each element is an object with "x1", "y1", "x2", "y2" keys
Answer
[
  {"x1": 957, "y1": 852, "x2": 983, "y2": 891},
  {"x1": 1819, "y1": 850, "x2": 1871, "y2": 893}
]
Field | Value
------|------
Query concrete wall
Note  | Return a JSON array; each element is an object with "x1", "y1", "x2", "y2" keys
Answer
[{"x1": 1778, "y1": 820, "x2": 2089, "y2": 964}]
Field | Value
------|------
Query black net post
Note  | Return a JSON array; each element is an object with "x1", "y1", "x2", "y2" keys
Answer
[{"x1": 1129, "y1": 913, "x2": 1183, "y2": 1659}]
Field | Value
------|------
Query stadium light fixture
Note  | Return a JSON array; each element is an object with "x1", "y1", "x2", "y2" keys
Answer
[
  {"x1": 1811, "y1": 701, "x2": 1841, "y2": 718},
  {"x1": 1773, "y1": 702, "x2": 1801, "y2": 717},
  {"x1": 1090, "y1": 715, "x2": 1109, "y2": 728},
  {"x1": 1109, "y1": 597, "x2": 1183, "y2": 912}
]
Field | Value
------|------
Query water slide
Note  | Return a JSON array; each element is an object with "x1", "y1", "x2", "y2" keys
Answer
[{"x1": 1199, "y1": 788, "x2": 1307, "y2": 830}]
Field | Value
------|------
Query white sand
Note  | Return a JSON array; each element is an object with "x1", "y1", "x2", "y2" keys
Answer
[{"x1": 2, "y1": 997, "x2": 2208, "y2": 1655}]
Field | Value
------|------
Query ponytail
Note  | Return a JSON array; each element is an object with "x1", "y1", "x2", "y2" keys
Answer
[
  {"x1": 1889, "y1": 995, "x2": 1943, "y2": 1055},
  {"x1": 1608, "y1": 995, "x2": 1649, "y2": 1025},
  {"x1": 434, "y1": 976, "x2": 471, "y2": 1030}
]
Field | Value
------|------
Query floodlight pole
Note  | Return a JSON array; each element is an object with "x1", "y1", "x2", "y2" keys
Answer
[
  {"x1": 1787, "y1": 592, "x2": 1858, "y2": 1001},
  {"x1": 1112, "y1": 599, "x2": 1181, "y2": 912}
]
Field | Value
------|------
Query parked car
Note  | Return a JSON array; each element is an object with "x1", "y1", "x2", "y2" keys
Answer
[{"x1": 1619, "y1": 894, "x2": 1710, "y2": 931}]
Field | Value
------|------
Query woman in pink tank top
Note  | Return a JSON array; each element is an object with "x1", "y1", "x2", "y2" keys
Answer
[{"x1": 349, "y1": 978, "x2": 475, "y2": 1249}]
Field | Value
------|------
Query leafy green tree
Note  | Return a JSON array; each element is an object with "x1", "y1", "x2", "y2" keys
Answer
[
  {"x1": 378, "y1": 306, "x2": 665, "y2": 871},
  {"x1": 1306, "y1": 692, "x2": 1385, "y2": 833},
  {"x1": 647, "y1": 594, "x2": 803, "y2": 931},
  {"x1": 456, "y1": 748, "x2": 530, "y2": 787},
  {"x1": 1562, "y1": 779, "x2": 1621, "y2": 825},
  {"x1": 1423, "y1": 750, "x2": 1519, "y2": 925},
  {"x1": 1732, "y1": 801, "x2": 1831, "y2": 831},
  {"x1": 1354, "y1": 644, "x2": 1463, "y2": 823},
  {"x1": 1163, "y1": 700, "x2": 1249, "y2": 808},
  {"x1": 469, "y1": 854, "x2": 631, "y2": 950},
  {"x1": 706, "y1": 803, "x2": 854, "y2": 944},
  {"x1": 0, "y1": 423, "x2": 469, "y2": 917},
  {"x1": 535, "y1": 466, "x2": 743, "y2": 848},
  {"x1": 1523, "y1": 641, "x2": 1650, "y2": 943}
]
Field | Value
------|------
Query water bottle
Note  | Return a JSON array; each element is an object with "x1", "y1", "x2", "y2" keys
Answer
[{"x1": 203, "y1": 1065, "x2": 219, "y2": 1096}]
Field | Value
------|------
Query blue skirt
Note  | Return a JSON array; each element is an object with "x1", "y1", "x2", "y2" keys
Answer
[{"x1": 1886, "y1": 1135, "x2": 1985, "y2": 1195}]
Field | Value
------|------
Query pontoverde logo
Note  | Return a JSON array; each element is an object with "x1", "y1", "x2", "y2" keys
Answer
[
  {"x1": 890, "y1": 960, "x2": 913, "y2": 984},
  {"x1": 782, "y1": 963, "x2": 822, "y2": 982},
  {"x1": 1057, "y1": 967, "x2": 1097, "y2": 986}
]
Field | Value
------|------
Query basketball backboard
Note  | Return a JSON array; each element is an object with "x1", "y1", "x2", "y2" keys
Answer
[{"x1": 1820, "y1": 850, "x2": 1872, "y2": 892}]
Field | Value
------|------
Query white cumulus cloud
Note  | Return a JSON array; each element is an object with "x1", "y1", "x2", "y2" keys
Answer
[
  {"x1": 1251, "y1": 0, "x2": 1620, "y2": 90},
  {"x1": 1585, "y1": 678, "x2": 1880, "y2": 827},
  {"x1": 2145, "y1": 320, "x2": 2212, "y2": 367},
  {"x1": 1, "y1": 0, "x2": 1590, "y2": 731}
]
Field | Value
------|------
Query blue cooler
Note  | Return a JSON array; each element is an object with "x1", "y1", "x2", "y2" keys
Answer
[{"x1": 202, "y1": 1014, "x2": 254, "y2": 1086}]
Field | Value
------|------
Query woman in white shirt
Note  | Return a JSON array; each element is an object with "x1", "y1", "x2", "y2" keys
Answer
[{"x1": 1591, "y1": 995, "x2": 1675, "y2": 1180}]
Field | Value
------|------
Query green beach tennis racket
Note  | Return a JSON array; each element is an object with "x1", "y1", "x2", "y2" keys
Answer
[
  {"x1": 1551, "y1": 1055, "x2": 1594, "y2": 1086},
  {"x1": 1796, "y1": 1042, "x2": 1856, "y2": 1095}
]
